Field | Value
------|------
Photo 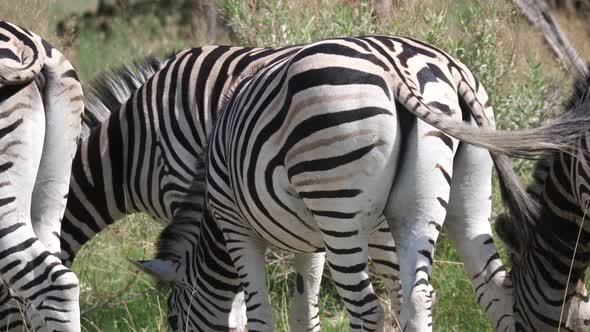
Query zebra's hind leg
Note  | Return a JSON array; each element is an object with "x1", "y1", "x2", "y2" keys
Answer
[
  {"x1": 0, "y1": 82, "x2": 80, "y2": 332},
  {"x1": 318, "y1": 220, "x2": 383, "y2": 332},
  {"x1": 297, "y1": 183, "x2": 389, "y2": 329},
  {"x1": 30, "y1": 44, "x2": 84, "y2": 257},
  {"x1": 385, "y1": 122, "x2": 458, "y2": 332},
  {"x1": 0, "y1": 286, "x2": 29, "y2": 331},
  {"x1": 368, "y1": 221, "x2": 402, "y2": 331},
  {"x1": 25, "y1": 51, "x2": 83, "y2": 332},
  {"x1": 221, "y1": 232, "x2": 274, "y2": 332},
  {"x1": 443, "y1": 141, "x2": 514, "y2": 332},
  {"x1": 288, "y1": 225, "x2": 403, "y2": 332},
  {"x1": 289, "y1": 252, "x2": 324, "y2": 332}
]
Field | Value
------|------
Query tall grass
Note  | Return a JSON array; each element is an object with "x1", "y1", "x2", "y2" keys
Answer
[{"x1": 0, "y1": 0, "x2": 584, "y2": 330}]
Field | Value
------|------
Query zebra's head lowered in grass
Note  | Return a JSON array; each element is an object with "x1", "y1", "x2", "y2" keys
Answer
[
  {"x1": 135, "y1": 219, "x2": 200, "y2": 331},
  {"x1": 495, "y1": 69, "x2": 590, "y2": 331},
  {"x1": 134, "y1": 210, "x2": 245, "y2": 331}
]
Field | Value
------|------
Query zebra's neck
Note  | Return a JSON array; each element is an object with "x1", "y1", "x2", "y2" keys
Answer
[{"x1": 60, "y1": 112, "x2": 130, "y2": 264}]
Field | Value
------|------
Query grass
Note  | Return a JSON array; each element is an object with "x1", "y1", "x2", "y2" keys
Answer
[
  {"x1": 1, "y1": 0, "x2": 588, "y2": 330},
  {"x1": 72, "y1": 214, "x2": 167, "y2": 331}
]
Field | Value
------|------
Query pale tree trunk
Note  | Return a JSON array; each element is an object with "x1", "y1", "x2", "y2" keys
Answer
[
  {"x1": 373, "y1": 0, "x2": 392, "y2": 25},
  {"x1": 203, "y1": 0, "x2": 218, "y2": 44},
  {"x1": 514, "y1": 0, "x2": 587, "y2": 77},
  {"x1": 188, "y1": 0, "x2": 218, "y2": 44}
]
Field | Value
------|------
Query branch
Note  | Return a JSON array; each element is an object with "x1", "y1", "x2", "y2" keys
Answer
[{"x1": 514, "y1": 0, "x2": 587, "y2": 77}]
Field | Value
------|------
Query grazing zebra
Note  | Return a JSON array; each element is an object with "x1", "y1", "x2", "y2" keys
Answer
[
  {"x1": 135, "y1": 35, "x2": 579, "y2": 331},
  {"x1": 0, "y1": 46, "x2": 400, "y2": 331},
  {"x1": 495, "y1": 69, "x2": 590, "y2": 331},
  {"x1": 0, "y1": 21, "x2": 83, "y2": 331}
]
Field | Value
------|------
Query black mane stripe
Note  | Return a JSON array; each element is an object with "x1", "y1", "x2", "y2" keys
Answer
[
  {"x1": 564, "y1": 64, "x2": 590, "y2": 111},
  {"x1": 81, "y1": 55, "x2": 166, "y2": 137}
]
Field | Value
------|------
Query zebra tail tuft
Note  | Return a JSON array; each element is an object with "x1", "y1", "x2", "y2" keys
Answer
[{"x1": 427, "y1": 100, "x2": 590, "y2": 159}]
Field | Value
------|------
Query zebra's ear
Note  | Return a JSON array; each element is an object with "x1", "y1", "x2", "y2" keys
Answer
[
  {"x1": 132, "y1": 259, "x2": 181, "y2": 281},
  {"x1": 495, "y1": 213, "x2": 524, "y2": 256}
]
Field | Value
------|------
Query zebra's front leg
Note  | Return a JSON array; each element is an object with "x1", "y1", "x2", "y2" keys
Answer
[
  {"x1": 444, "y1": 142, "x2": 514, "y2": 332},
  {"x1": 385, "y1": 123, "x2": 457, "y2": 332},
  {"x1": 290, "y1": 252, "x2": 324, "y2": 332},
  {"x1": 222, "y1": 234, "x2": 274, "y2": 332}
]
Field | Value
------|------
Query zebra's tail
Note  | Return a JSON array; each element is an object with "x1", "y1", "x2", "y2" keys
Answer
[
  {"x1": 0, "y1": 20, "x2": 45, "y2": 86},
  {"x1": 81, "y1": 55, "x2": 165, "y2": 139},
  {"x1": 491, "y1": 152, "x2": 540, "y2": 239},
  {"x1": 427, "y1": 105, "x2": 589, "y2": 158},
  {"x1": 394, "y1": 75, "x2": 590, "y2": 159}
]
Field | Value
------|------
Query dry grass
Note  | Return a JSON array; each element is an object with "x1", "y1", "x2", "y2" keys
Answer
[
  {"x1": 0, "y1": 0, "x2": 53, "y2": 38},
  {"x1": 0, "y1": 0, "x2": 79, "y2": 63},
  {"x1": 554, "y1": 11, "x2": 590, "y2": 63}
]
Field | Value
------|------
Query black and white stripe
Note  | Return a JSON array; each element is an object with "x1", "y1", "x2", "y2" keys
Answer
[
  {"x1": 496, "y1": 67, "x2": 590, "y2": 331},
  {"x1": 0, "y1": 20, "x2": 84, "y2": 331}
]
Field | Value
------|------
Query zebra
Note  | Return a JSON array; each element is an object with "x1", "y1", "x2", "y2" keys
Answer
[
  {"x1": 494, "y1": 68, "x2": 590, "y2": 331},
  {"x1": 547, "y1": 0, "x2": 590, "y2": 16},
  {"x1": 0, "y1": 20, "x2": 84, "y2": 331},
  {"x1": 134, "y1": 35, "x2": 579, "y2": 331},
  {"x1": 0, "y1": 46, "x2": 401, "y2": 331}
]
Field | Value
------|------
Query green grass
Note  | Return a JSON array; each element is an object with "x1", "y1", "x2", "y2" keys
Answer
[
  {"x1": 74, "y1": 14, "x2": 195, "y2": 80},
  {"x1": 0, "y1": 0, "x2": 581, "y2": 330},
  {"x1": 72, "y1": 214, "x2": 167, "y2": 331}
]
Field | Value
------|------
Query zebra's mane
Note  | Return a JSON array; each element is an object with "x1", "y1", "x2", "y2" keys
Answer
[
  {"x1": 81, "y1": 55, "x2": 166, "y2": 139},
  {"x1": 564, "y1": 64, "x2": 590, "y2": 111}
]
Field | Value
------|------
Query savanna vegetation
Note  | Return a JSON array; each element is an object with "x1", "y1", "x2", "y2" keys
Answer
[{"x1": 1, "y1": 0, "x2": 589, "y2": 330}]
